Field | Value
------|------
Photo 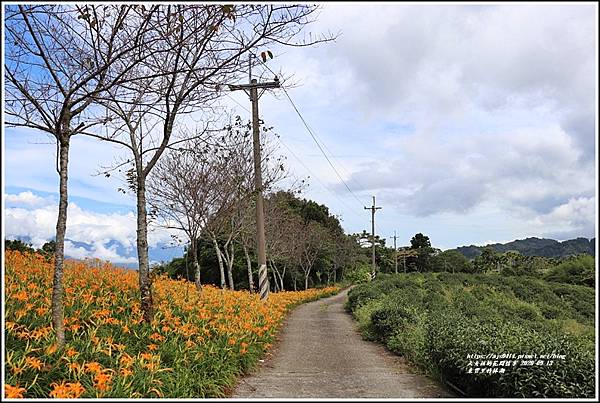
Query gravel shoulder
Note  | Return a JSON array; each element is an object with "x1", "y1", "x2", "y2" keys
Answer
[{"x1": 230, "y1": 287, "x2": 454, "y2": 398}]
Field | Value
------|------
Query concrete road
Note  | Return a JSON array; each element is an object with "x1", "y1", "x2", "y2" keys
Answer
[{"x1": 231, "y1": 288, "x2": 454, "y2": 398}]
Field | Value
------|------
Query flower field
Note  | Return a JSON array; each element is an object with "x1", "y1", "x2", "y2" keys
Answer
[{"x1": 4, "y1": 250, "x2": 339, "y2": 398}]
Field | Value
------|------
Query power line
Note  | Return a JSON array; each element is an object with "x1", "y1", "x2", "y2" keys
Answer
[
  {"x1": 225, "y1": 89, "x2": 364, "y2": 226},
  {"x1": 224, "y1": 92, "x2": 251, "y2": 113},
  {"x1": 250, "y1": 53, "x2": 368, "y2": 207},
  {"x1": 276, "y1": 137, "x2": 364, "y2": 223},
  {"x1": 281, "y1": 88, "x2": 367, "y2": 209}
]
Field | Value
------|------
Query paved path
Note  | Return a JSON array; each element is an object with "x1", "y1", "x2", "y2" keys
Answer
[{"x1": 231, "y1": 288, "x2": 454, "y2": 398}]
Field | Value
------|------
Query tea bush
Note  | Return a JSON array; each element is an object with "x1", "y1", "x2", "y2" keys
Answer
[{"x1": 347, "y1": 272, "x2": 595, "y2": 398}]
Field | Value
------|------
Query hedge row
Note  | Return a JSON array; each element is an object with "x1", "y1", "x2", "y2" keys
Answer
[{"x1": 347, "y1": 273, "x2": 595, "y2": 398}]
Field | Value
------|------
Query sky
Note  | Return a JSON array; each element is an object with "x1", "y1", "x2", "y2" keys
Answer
[{"x1": 3, "y1": 2, "x2": 598, "y2": 264}]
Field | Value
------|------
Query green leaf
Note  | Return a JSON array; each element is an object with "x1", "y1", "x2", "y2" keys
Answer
[{"x1": 267, "y1": 50, "x2": 273, "y2": 60}]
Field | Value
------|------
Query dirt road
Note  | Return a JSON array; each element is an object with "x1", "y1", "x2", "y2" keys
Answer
[{"x1": 231, "y1": 288, "x2": 454, "y2": 398}]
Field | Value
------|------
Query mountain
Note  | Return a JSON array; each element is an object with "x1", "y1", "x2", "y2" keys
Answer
[{"x1": 453, "y1": 237, "x2": 595, "y2": 259}]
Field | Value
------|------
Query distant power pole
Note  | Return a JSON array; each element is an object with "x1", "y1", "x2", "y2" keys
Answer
[
  {"x1": 392, "y1": 230, "x2": 398, "y2": 274},
  {"x1": 229, "y1": 75, "x2": 280, "y2": 300},
  {"x1": 364, "y1": 196, "x2": 382, "y2": 280}
]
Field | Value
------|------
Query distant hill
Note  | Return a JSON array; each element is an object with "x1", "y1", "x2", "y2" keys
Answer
[{"x1": 453, "y1": 237, "x2": 595, "y2": 259}]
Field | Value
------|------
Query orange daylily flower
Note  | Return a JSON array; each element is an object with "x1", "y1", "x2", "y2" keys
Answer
[
  {"x1": 4, "y1": 384, "x2": 26, "y2": 398},
  {"x1": 49, "y1": 381, "x2": 85, "y2": 398},
  {"x1": 84, "y1": 362, "x2": 103, "y2": 374},
  {"x1": 93, "y1": 372, "x2": 112, "y2": 392},
  {"x1": 4, "y1": 249, "x2": 340, "y2": 399},
  {"x1": 25, "y1": 356, "x2": 43, "y2": 371}
]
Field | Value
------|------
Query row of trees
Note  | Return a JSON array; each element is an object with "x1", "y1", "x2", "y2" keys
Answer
[
  {"x1": 154, "y1": 190, "x2": 365, "y2": 292},
  {"x1": 5, "y1": 4, "x2": 333, "y2": 345},
  {"x1": 5, "y1": 239, "x2": 56, "y2": 260},
  {"x1": 361, "y1": 232, "x2": 594, "y2": 286}
]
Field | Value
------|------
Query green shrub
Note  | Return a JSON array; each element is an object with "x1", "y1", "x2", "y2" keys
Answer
[
  {"x1": 344, "y1": 262, "x2": 372, "y2": 285},
  {"x1": 545, "y1": 255, "x2": 595, "y2": 287},
  {"x1": 352, "y1": 300, "x2": 382, "y2": 340},
  {"x1": 347, "y1": 272, "x2": 595, "y2": 398}
]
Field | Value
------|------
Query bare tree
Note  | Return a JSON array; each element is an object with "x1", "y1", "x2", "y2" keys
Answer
[
  {"x1": 330, "y1": 234, "x2": 358, "y2": 283},
  {"x1": 205, "y1": 117, "x2": 287, "y2": 290},
  {"x1": 238, "y1": 209, "x2": 257, "y2": 292},
  {"x1": 264, "y1": 199, "x2": 303, "y2": 292},
  {"x1": 297, "y1": 221, "x2": 327, "y2": 290},
  {"x1": 93, "y1": 4, "x2": 333, "y2": 320},
  {"x1": 147, "y1": 137, "x2": 230, "y2": 292},
  {"x1": 207, "y1": 127, "x2": 255, "y2": 290},
  {"x1": 4, "y1": 4, "x2": 158, "y2": 345}
]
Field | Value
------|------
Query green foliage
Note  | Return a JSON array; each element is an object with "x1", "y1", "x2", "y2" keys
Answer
[
  {"x1": 38, "y1": 240, "x2": 56, "y2": 261},
  {"x1": 156, "y1": 192, "x2": 363, "y2": 290},
  {"x1": 410, "y1": 233, "x2": 431, "y2": 249},
  {"x1": 544, "y1": 254, "x2": 595, "y2": 287},
  {"x1": 343, "y1": 262, "x2": 371, "y2": 285},
  {"x1": 455, "y1": 237, "x2": 595, "y2": 259},
  {"x1": 473, "y1": 247, "x2": 500, "y2": 273},
  {"x1": 347, "y1": 273, "x2": 595, "y2": 398},
  {"x1": 431, "y1": 250, "x2": 474, "y2": 273},
  {"x1": 5, "y1": 239, "x2": 35, "y2": 253}
]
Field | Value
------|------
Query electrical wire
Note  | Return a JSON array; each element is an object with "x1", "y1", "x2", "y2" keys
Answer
[
  {"x1": 250, "y1": 52, "x2": 369, "y2": 208},
  {"x1": 223, "y1": 91, "x2": 366, "y2": 225},
  {"x1": 280, "y1": 88, "x2": 367, "y2": 209}
]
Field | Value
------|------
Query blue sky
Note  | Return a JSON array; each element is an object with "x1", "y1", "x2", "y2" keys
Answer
[{"x1": 3, "y1": 3, "x2": 598, "y2": 263}]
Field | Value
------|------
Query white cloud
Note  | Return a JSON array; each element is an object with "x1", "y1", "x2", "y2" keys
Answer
[
  {"x1": 470, "y1": 239, "x2": 516, "y2": 247},
  {"x1": 64, "y1": 240, "x2": 138, "y2": 264},
  {"x1": 4, "y1": 200, "x2": 180, "y2": 262},
  {"x1": 528, "y1": 197, "x2": 596, "y2": 239},
  {"x1": 310, "y1": 4, "x2": 596, "y2": 125},
  {"x1": 3, "y1": 4, "x2": 596, "y2": 249},
  {"x1": 5, "y1": 191, "x2": 53, "y2": 207},
  {"x1": 341, "y1": 124, "x2": 594, "y2": 218}
]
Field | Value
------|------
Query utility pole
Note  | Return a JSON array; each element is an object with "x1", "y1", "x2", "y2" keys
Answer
[
  {"x1": 392, "y1": 230, "x2": 398, "y2": 274},
  {"x1": 229, "y1": 76, "x2": 280, "y2": 300},
  {"x1": 364, "y1": 196, "x2": 381, "y2": 280}
]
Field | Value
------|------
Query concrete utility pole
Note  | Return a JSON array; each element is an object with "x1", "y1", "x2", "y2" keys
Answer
[
  {"x1": 364, "y1": 196, "x2": 381, "y2": 280},
  {"x1": 392, "y1": 230, "x2": 398, "y2": 274},
  {"x1": 229, "y1": 76, "x2": 280, "y2": 300}
]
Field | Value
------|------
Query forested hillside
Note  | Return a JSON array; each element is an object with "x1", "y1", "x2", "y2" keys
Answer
[{"x1": 454, "y1": 237, "x2": 595, "y2": 259}]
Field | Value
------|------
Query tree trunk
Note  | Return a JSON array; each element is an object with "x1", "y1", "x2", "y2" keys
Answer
[
  {"x1": 226, "y1": 241, "x2": 235, "y2": 290},
  {"x1": 243, "y1": 243, "x2": 254, "y2": 292},
  {"x1": 304, "y1": 273, "x2": 309, "y2": 290},
  {"x1": 191, "y1": 238, "x2": 202, "y2": 291},
  {"x1": 280, "y1": 265, "x2": 286, "y2": 291},
  {"x1": 136, "y1": 169, "x2": 154, "y2": 323},
  {"x1": 52, "y1": 135, "x2": 70, "y2": 347},
  {"x1": 293, "y1": 276, "x2": 297, "y2": 291},
  {"x1": 212, "y1": 237, "x2": 226, "y2": 289},
  {"x1": 184, "y1": 244, "x2": 190, "y2": 281},
  {"x1": 269, "y1": 262, "x2": 279, "y2": 292},
  {"x1": 270, "y1": 260, "x2": 286, "y2": 292}
]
